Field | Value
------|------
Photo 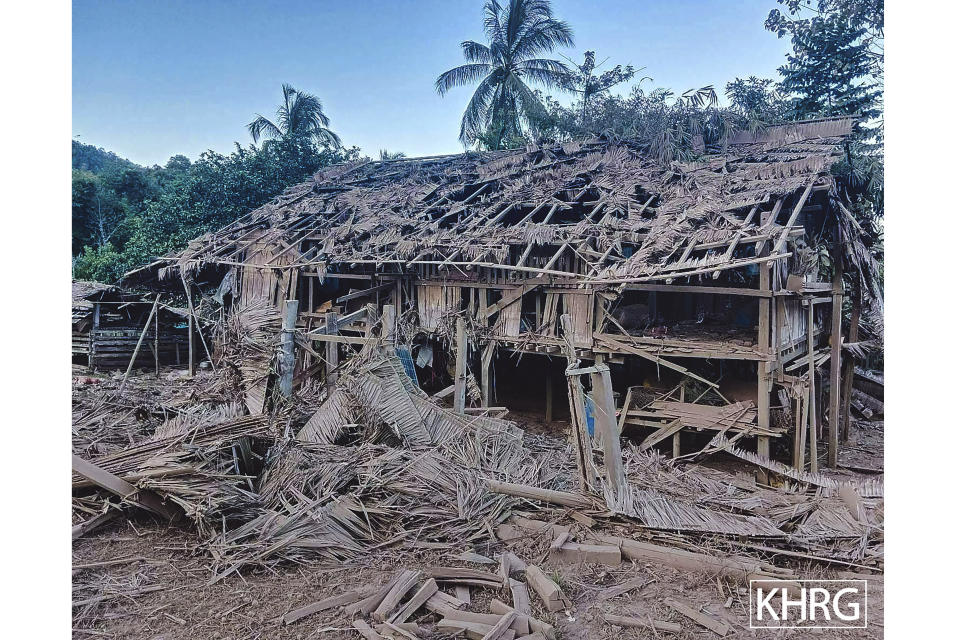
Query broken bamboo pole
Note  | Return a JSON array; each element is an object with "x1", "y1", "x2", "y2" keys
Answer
[
  {"x1": 180, "y1": 274, "x2": 216, "y2": 372},
  {"x1": 119, "y1": 295, "x2": 159, "y2": 394}
]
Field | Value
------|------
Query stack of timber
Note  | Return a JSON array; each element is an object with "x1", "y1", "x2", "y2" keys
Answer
[{"x1": 621, "y1": 397, "x2": 781, "y2": 442}]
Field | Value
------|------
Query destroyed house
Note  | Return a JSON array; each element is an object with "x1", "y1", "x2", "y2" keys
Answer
[
  {"x1": 125, "y1": 116, "x2": 864, "y2": 470},
  {"x1": 72, "y1": 280, "x2": 190, "y2": 370}
]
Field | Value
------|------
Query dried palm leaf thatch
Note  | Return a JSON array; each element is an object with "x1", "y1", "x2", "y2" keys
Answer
[{"x1": 214, "y1": 299, "x2": 281, "y2": 414}]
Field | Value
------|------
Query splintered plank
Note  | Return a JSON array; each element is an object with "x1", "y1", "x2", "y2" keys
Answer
[
  {"x1": 352, "y1": 619, "x2": 385, "y2": 639},
  {"x1": 424, "y1": 590, "x2": 469, "y2": 615},
  {"x1": 349, "y1": 570, "x2": 409, "y2": 615},
  {"x1": 372, "y1": 570, "x2": 422, "y2": 621},
  {"x1": 603, "y1": 614, "x2": 682, "y2": 633},
  {"x1": 437, "y1": 619, "x2": 494, "y2": 640},
  {"x1": 524, "y1": 565, "x2": 570, "y2": 612},
  {"x1": 509, "y1": 579, "x2": 531, "y2": 615},
  {"x1": 551, "y1": 543, "x2": 622, "y2": 566},
  {"x1": 282, "y1": 589, "x2": 365, "y2": 624},
  {"x1": 426, "y1": 567, "x2": 504, "y2": 588},
  {"x1": 596, "y1": 577, "x2": 650, "y2": 601},
  {"x1": 664, "y1": 598, "x2": 732, "y2": 635},
  {"x1": 481, "y1": 612, "x2": 517, "y2": 640},
  {"x1": 388, "y1": 578, "x2": 438, "y2": 624},
  {"x1": 490, "y1": 600, "x2": 555, "y2": 640}
]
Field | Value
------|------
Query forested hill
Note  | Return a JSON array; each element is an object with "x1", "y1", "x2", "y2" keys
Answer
[
  {"x1": 72, "y1": 140, "x2": 142, "y2": 174},
  {"x1": 71, "y1": 136, "x2": 362, "y2": 283}
]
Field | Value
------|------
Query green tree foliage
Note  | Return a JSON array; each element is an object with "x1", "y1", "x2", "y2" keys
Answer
[
  {"x1": 724, "y1": 76, "x2": 790, "y2": 127},
  {"x1": 776, "y1": 15, "x2": 881, "y2": 129},
  {"x1": 73, "y1": 136, "x2": 360, "y2": 283},
  {"x1": 248, "y1": 84, "x2": 342, "y2": 148},
  {"x1": 766, "y1": 0, "x2": 883, "y2": 77},
  {"x1": 539, "y1": 82, "x2": 740, "y2": 164},
  {"x1": 559, "y1": 51, "x2": 640, "y2": 131},
  {"x1": 436, "y1": 0, "x2": 574, "y2": 149},
  {"x1": 765, "y1": 0, "x2": 883, "y2": 226}
]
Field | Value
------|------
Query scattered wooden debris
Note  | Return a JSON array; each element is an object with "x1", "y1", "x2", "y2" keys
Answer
[
  {"x1": 388, "y1": 579, "x2": 438, "y2": 625},
  {"x1": 524, "y1": 566, "x2": 570, "y2": 612},
  {"x1": 282, "y1": 589, "x2": 366, "y2": 625},
  {"x1": 664, "y1": 597, "x2": 732, "y2": 636},
  {"x1": 603, "y1": 613, "x2": 682, "y2": 633},
  {"x1": 551, "y1": 542, "x2": 621, "y2": 566}
]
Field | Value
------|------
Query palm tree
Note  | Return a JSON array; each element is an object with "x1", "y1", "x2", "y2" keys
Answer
[
  {"x1": 248, "y1": 84, "x2": 341, "y2": 148},
  {"x1": 436, "y1": 0, "x2": 574, "y2": 148}
]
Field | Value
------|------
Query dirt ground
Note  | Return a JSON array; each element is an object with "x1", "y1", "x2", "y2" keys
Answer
[{"x1": 73, "y1": 370, "x2": 884, "y2": 639}]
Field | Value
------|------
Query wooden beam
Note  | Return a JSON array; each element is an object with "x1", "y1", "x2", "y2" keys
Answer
[
  {"x1": 620, "y1": 282, "x2": 771, "y2": 298},
  {"x1": 72, "y1": 454, "x2": 180, "y2": 521},
  {"x1": 336, "y1": 282, "x2": 394, "y2": 303},
  {"x1": 481, "y1": 283, "x2": 542, "y2": 320},
  {"x1": 593, "y1": 335, "x2": 719, "y2": 389},
  {"x1": 773, "y1": 180, "x2": 816, "y2": 254}
]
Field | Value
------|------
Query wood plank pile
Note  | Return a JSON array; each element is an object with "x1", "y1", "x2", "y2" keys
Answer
[
  {"x1": 622, "y1": 400, "x2": 777, "y2": 438},
  {"x1": 278, "y1": 558, "x2": 563, "y2": 639}
]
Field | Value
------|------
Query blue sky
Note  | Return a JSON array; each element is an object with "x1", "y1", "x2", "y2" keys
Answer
[{"x1": 72, "y1": 0, "x2": 792, "y2": 166}]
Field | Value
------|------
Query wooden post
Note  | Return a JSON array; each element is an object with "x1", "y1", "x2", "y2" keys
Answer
[
  {"x1": 119, "y1": 295, "x2": 159, "y2": 394},
  {"x1": 807, "y1": 300, "x2": 818, "y2": 472},
  {"x1": 382, "y1": 304, "x2": 396, "y2": 352},
  {"x1": 481, "y1": 340, "x2": 495, "y2": 408},
  {"x1": 279, "y1": 299, "x2": 299, "y2": 398},
  {"x1": 792, "y1": 394, "x2": 803, "y2": 469},
  {"x1": 325, "y1": 311, "x2": 339, "y2": 394},
  {"x1": 561, "y1": 314, "x2": 597, "y2": 493},
  {"x1": 590, "y1": 364, "x2": 627, "y2": 493},
  {"x1": 673, "y1": 384, "x2": 684, "y2": 459},
  {"x1": 454, "y1": 317, "x2": 467, "y2": 414},
  {"x1": 361, "y1": 303, "x2": 377, "y2": 356},
  {"x1": 89, "y1": 302, "x2": 101, "y2": 371},
  {"x1": 840, "y1": 280, "x2": 861, "y2": 442},
  {"x1": 154, "y1": 304, "x2": 160, "y2": 377},
  {"x1": 545, "y1": 372, "x2": 553, "y2": 423},
  {"x1": 757, "y1": 258, "x2": 772, "y2": 462},
  {"x1": 188, "y1": 313, "x2": 195, "y2": 377},
  {"x1": 828, "y1": 260, "x2": 843, "y2": 468}
]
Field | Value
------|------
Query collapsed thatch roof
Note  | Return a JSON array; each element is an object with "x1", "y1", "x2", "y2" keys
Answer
[
  {"x1": 129, "y1": 116, "x2": 855, "y2": 286},
  {"x1": 72, "y1": 280, "x2": 116, "y2": 309}
]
